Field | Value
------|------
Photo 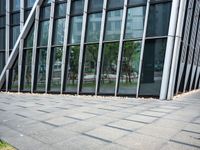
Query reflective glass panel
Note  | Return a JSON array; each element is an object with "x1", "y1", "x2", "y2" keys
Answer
[
  {"x1": 128, "y1": 0, "x2": 147, "y2": 5},
  {"x1": 146, "y1": 2, "x2": 171, "y2": 37},
  {"x1": 86, "y1": 13, "x2": 102, "y2": 42},
  {"x1": 71, "y1": 0, "x2": 84, "y2": 15},
  {"x1": 104, "y1": 10, "x2": 123, "y2": 41},
  {"x1": 55, "y1": 3, "x2": 67, "y2": 18},
  {"x1": 36, "y1": 48, "x2": 47, "y2": 91},
  {"x1": 50, "y1": 47, "x2": 63, "y2": 91},
  {"x1": 99, "y1": 42, "x2": 119, "y2": 94},
  {"x1": 81, "y1": 44, "x2": 98, "y2": 93},
  {"x1": 25, "y1": 0, "x2": 36, "y2": 8},
  {"x1": 0, "y1": 16, "x2": 5, "y2": 28},
  {"x1": 10, "y1": 26, "x2": 20, "y2": 49},
  {"x1": 0, "y1": 29, "x2": 5, "y2": 50},
  {"x1": 69, "y1": 16, "x2": 83, "y2": 44},
  {"x1": 107, "y1": 0, "x2": 124, "y2": 9},
  {"x1": 12, "y1": 0, "x2": 20, "y2": 11},
  {"x1": 118, "y1": 41, "x2": 141, "y2": 95},
  {"x1": 24, "y1": 26, "x2": 34, "y2": 48},
  {"x1": 22, "y1": 49, "x2": 32, "y2": 91},
  {"x1": 38, "y1": 21, "x2": 49, "y2": 46},
  {"x1": 0, "y1": 52, "x2": 5, "y2": 74},
  {"x1": 139, "y1": 38, "x2": 167, "y2": 96},
  {"x1": 11, "y1": 13, "x2": 20, "y2": 25},
  {"x1": 40, "y1": 6, "x2": 51, "y2": 20},
  {"x1": 125, "y1": 6, "x2": 146, "y2": 39},
  {"x1": 53, "y1": 18, "x2": 65, "y2": 45},
  {"x1": 65, "y1": 46, "x2": 80, "y2": 93},
  {"x1": 0, "y1": 0, "x2": 6, "y2": 15},
  {"x1": 25, "y1": 10, "x2": 31, "y2": 21},
  {"x1": 10, "y1": 58, "x2": 18, "y2": 91},
  {"x1": 88, "y1": 0, "x2": 103, "y2": 12}
]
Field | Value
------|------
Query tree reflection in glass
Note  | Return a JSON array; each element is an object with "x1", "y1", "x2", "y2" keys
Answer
[
  {"x1": 118, "y1": 41, "x2": 141, "y2": 95},
  {"x1": 81, "y1": 44, "x2": 98, "y2": 93},
  {"x1": 99, "y1": 42, "x2": 119, "y2": 94},
  {"x1": 65, "y1": 46, "x2": 80, "y2": 93}
]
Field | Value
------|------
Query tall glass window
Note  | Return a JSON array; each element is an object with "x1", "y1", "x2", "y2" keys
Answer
[
  {"x1": 125, "y1": 6, "x2": 146, "y2": 39},
  {"x1": 99, "y1": 43, "x2": 119, "y2": 94},
  {"x1": 139, "y1": 39, "x2": 167, "y2": 96},
  {"x1": 86, "y1": 13, "x2": 102, "y2": 42},
  {"x1": 21, "y1": 26, "x2": 34, "y2": 91},
  {"x1": 53, "y1": 18, "x2": 65, "y2": 45},
  {"x1": 69, "y1": 16, "x2": 83, "y2": 44},
  {"x1": 0, "y1": 28, "x2": 5, "y2": 50},
  {"x1": 22, "y1": 50, "x2": 32, "y2": 91},
  {"x1": 38, "y1": 21, "x2": 49, "y2": 46},
  {"x1": 9, "y1": 58, "x2": 19, "y2": 91},
  {"x1": 65, "y1": 46, "x2": 80, "y2": 93},
  {"x1": 107, "y1": 0, "x2": 124, "y2": 9},
  {"x1": 71, "y1": 0, "x2": 84, "y2": 15},
  {"x1": 118, "y1": 41, "x2": 141, "y2": 95},
  {"x1": 11, "y1": 0, "x2": 20, "y2": 11},
  {"x1": 88, "y1": 0, "x2": 103, "y2": 12},
  {"x1": 146, "y1": 2, "x2": 171, "y2": 37},
  {"x1": 128, "y1": 0, "x2": 147, "y2": 6},
  {"x1": 104, "y1": 10, "x2": 123, "y2": 41},
  {"x1": 49, "y1": 47, "x2": 63, "y2": 91},
  {"x1": 81, "y1": 44, "x2": 98, "y2": 93},
  {"x1": 35, "y1": 48, "x2": 47, "y2": 91}
]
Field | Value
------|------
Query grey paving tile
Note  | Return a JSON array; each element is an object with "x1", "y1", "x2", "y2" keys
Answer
[
  {"x1": 116, "y1": 132, "x2": 167, "y2": 150},
  {"x1": 183, "y1": 123, "x2": 200, "y2": 133},
  {"x1": 44, "y1": 116, "x2": 77, "y2": 127},
  {"x1": 126, "y1": 114, "x2": 158, "y2": 124},
  {"x1": 65, "y1": 112, "x2": 96, "y2": 120},
  {"x1": 139, "y1": 110, "x2": 167, "y2": 117},
  {"x1": 171, "y1": 130, "x2": 200, "y2": 148},
  {"x1": 107, "y1": 119, "x2": 145, "y2": 131},
  {"x1": 100, "y1": 143, "x2": 129, "y2": 150},
  {"x1": 160, "y1": 141, "x2": 200, "y2": 150},
  {"x1": 54, "y1": 134, "x2": 108, "y2": 150},
  {"x1": 30, "y1": 127, "x2": 78, "y2": 145},
  {"x1": 84, "y1": 126, "x2": 130, "y2": 142},
  {"x1": 136, "y1": 124, "x2": 180, "y2": 140}
]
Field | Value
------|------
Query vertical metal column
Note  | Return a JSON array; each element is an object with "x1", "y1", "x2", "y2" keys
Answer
[
  {"x1": 95, "y1": 0, "x2": 107, "y2": 95},
  {"x1": 45, "y1": 0, "x2": 55, "y2": 93},
  {"x1": 136, "y1": 0, "x2": 150, "y2": 98},
  {"x1": 159, "y1": 0, "x2": 180, "y2": 100},
  {"x1": 183, "y1": 2, "x2": 200, "y2": 92},
  {"x1": 60, "y1": 0, "x2": 71, "y2": 94},
  {"x1": 31, "y1": 6, "x2": 40, "y2": 93},
  {"x1": 167, "y1": 0, "x2": 187, "y2": 99},
  {"x1": 18, "y1": 0, "x2": 25, "y2": 92},
  {"x1": 5, "y1": 0, "x2": 10, "y2": 91},
  {"x1": 175, "y1": 0, "x2": 195, "y2": 94},
  {"x1": 115, "y1": 0, "x2": 128, "y2": 96},
  {"x1": 77, "y1": 0, "x2": 89, "y2": 94}
]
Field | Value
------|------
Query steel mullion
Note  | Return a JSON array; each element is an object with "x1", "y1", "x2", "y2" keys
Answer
[
  {"x1": 136, "y1": 0, "x2": 150, "y2": 98},
  {"x1": 45, "y1": 0, "x2": 55, "y2": 93},
  {"x1": 114, "y1": 0, "x2": 128, "y2": 96},
  {"x1": 95, "y1": 0, "x2": 108, "y2": 95}
]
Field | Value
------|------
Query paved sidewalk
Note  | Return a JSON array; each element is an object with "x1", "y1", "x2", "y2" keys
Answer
[{"x1": 0, "y1": 91, "x2": 199, "y2": 150}]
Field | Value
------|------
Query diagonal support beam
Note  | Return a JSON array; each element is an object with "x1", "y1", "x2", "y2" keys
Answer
[{"x1": 0, "y1": 0, "x2": 44, "y2": 89}]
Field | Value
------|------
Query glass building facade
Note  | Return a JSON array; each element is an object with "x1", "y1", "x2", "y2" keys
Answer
[{"x1": 0, "y1": 0, "x2": 199, "y2": 100}]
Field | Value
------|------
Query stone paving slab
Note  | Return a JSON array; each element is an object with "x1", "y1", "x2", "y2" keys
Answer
[{"x1": 0, "y1": 90, "x2": 200, "y2": 150}]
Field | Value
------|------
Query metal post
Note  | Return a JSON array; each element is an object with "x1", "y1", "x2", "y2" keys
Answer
[
  {"x1": 5, "y1": 0, "x2": 10, "y2": 91},
  {"x1": 95, "y1": 0, "x2": 107, "y2": 95},
  {"x1": 136, "y1": 0, "x2": 150, "y2": 98},
  {"x1": 77, "y1": 0, "x2": 89, "y2": 94},
  {"x1": 45, "y1": 0, "x2": 55, "y2": 93},
  {"x1": 18, "y1": 0, "x2": 25, "y2": 92},
  {"x1": 115, "y1": 0, "x2": 128, "y2": 96},
  {"x1": 167, "y1": 0, "x2": 187, "y2": 99},
  {"x1": 60, "y1": 0, "x2": 71, "y2": 94}
]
